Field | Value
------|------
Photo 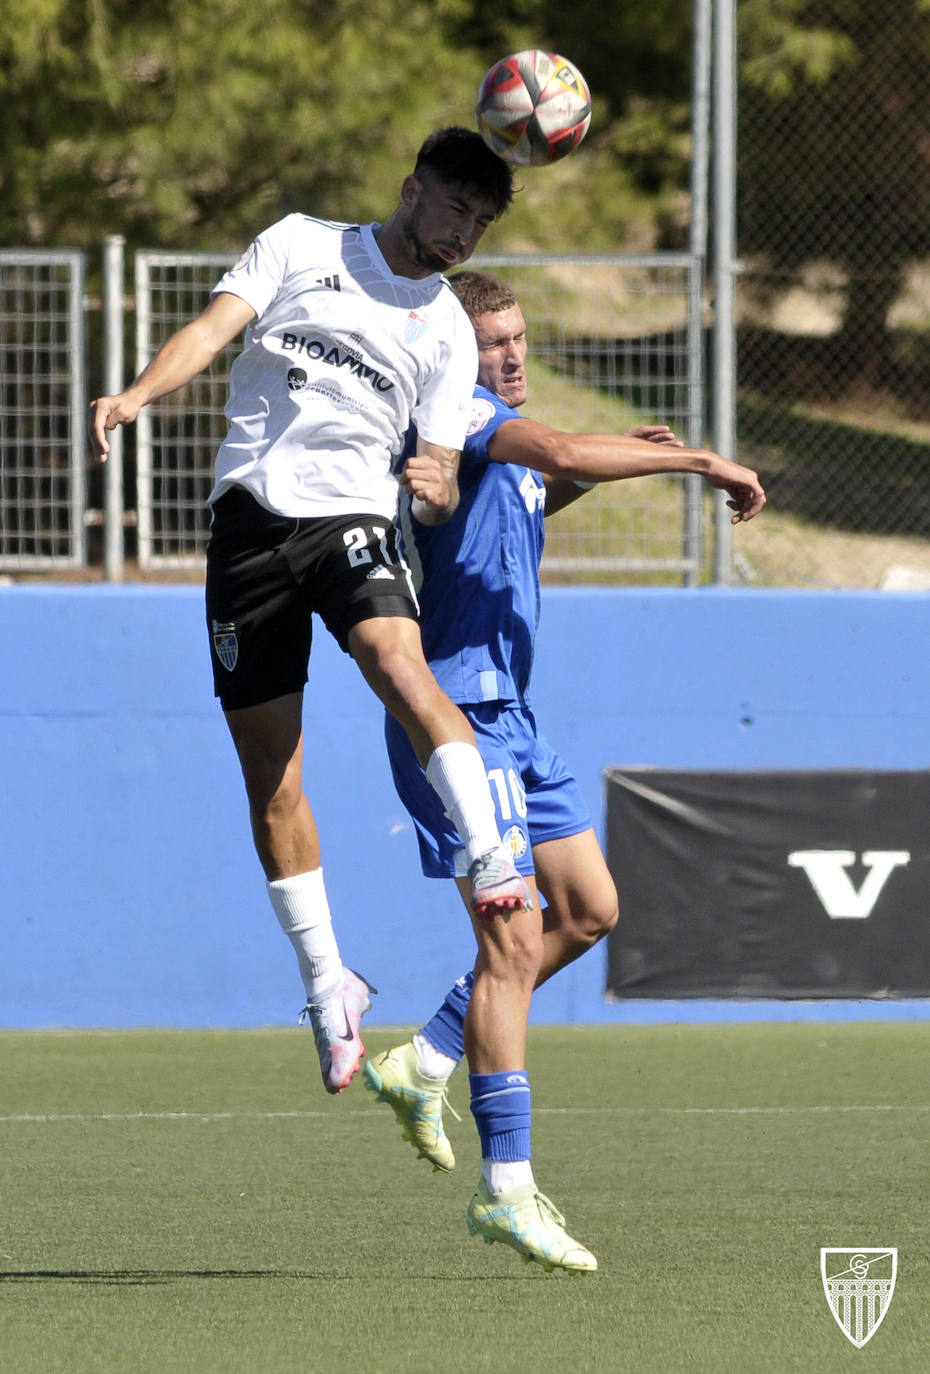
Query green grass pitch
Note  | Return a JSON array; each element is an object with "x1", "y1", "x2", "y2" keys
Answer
[{"x1": 2, "y1": 1022, "x2": 927, "y2": 1373}]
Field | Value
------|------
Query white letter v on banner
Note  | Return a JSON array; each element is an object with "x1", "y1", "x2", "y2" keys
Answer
[{"x1": 788, "y1": 850, "x2": 911, "y2": 918}]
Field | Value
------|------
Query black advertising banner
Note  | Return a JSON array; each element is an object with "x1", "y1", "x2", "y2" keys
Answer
[{"x1": 605, "y1": 769, "x2": 930, "y2": 999}]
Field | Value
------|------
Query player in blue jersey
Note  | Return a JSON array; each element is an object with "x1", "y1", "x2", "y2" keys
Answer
[{"x1": 364, "y1": 270, "x2": 765, "y2": 1272}]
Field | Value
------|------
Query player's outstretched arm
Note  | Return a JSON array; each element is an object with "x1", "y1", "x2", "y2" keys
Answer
[
  {"x1": 487, "y1": 417, "x2": 765, "y2": 522},
  {"x1": 696, "y1": 451, "x2": 767, "y2": 523},
  {"x1": 627, "y1": 424, "x2": 681, "y2": 447},
  {"x1": 402, "y1": 440, "x2": 461, "y2": 525},
  {"x1": 89, "y1": 292, "x2": 256, "y2": 461},
  {"x1": 543, "y1": 424, "x2": 685, "y2": 514}
]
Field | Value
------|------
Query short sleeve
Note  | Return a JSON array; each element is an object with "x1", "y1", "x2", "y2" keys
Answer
[
  {"x1": 210, "y1": 215, "x2": 294, "y2": 319},
  {"x1": 461, "y1": 388, "x2": 526, "y2": 467},
  {"x1": 411, "y1": 305, "x2": 479, "y2": 451}
]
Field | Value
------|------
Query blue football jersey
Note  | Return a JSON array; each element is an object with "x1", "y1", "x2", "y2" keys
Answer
[{"x1": 397, "y1": 385, "x2": 546, "y2": 705}]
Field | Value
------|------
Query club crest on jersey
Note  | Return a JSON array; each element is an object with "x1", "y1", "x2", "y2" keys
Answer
[
  {"x1": 287, "y1": 368, "x2": 308, "y2": 392},
  {"x1": 503, "y1": 825, "x2": 528, "y2": 860},
  {"x1": 211, "y1": 619, "x2": 239, "y2": 672},
  {"x1": 467, "y1": 399, "x2": 496, "y2": 435},
  {"x1": 404, "y1": 310, "x2": 429, "y2": 344}
]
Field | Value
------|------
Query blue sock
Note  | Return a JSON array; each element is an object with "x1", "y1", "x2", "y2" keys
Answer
[
  {"x1": 420, "y1": 971, "x2": 473, "y2": 1061},
  {"x1": 469, "y1": 1070, "x2": 532, "y2": 1162}
]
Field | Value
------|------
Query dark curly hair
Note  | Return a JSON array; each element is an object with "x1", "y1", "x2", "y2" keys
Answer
[{"x1": 413, "y1": 127, "x2": 514, "y2": 220}]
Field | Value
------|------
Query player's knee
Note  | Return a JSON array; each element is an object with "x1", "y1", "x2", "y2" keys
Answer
[
  {"x1": 479, "y1": 913, "x2": 544, "y2": 988},
  {"x1": 360, "y1": 638, "x2": 431, "y2": 714},
  {"x1": 512, "y1": 919, "x2": 545, "y2": 982},
  {"x1": 599, "y1": 894, "x2": 620, "y2": 940},
  {"x1": 567, "y1": 883, "x2": 619, "y2": 946},
  {"x1": 351, "y1": 618, "x2": 428, "y2": 696},
  {"x1": 240, "y1": 752, "x2": 303, "y2": 821},
  {"x1": 589, "y1": 885, "x2": 619, "y2": 941}
]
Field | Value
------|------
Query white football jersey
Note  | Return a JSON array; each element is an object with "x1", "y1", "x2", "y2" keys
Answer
[{"x1": 207, "y1": 214, "x2": 479, "y2": 519}]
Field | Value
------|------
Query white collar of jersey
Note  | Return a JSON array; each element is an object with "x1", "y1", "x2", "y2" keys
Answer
[{"x1": 362, "y1": 222, "x2": 443, "y2": 287}]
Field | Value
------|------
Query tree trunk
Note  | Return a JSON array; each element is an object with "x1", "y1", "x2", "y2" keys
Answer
[{"x1": 837, "y1": 268, "x2": 901, "y2": 390}]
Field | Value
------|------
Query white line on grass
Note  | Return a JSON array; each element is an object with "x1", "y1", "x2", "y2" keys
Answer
[{"x1": 2, "y1": 1104, "x2": 930, "y2": 1124}]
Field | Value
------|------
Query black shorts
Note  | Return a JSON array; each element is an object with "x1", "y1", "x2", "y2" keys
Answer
[{"x1": 205, "y1": 486, "x2": 419, "y2": 711}]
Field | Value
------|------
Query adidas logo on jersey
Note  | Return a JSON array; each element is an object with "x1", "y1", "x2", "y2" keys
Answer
[{"x1": 365, "y1": 566, "x2": 394, "y2": 581}]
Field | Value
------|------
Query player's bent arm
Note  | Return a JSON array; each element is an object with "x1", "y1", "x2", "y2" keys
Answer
[
  {"x1": 90, "y1": 292, "x2": 256, "y2": 460},
  {"x1": 487, "y1": 418, "x2": 766, "y2": 522},
  {"x1": 403, "y1": 439, "x2": 461, "y2": 525},
  {"x1": 489, "y1": 416, "x2": 714, "y2": 481}
]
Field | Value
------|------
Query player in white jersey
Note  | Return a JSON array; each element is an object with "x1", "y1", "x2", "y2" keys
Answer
[
  {"x1": 89, "y1": 129, "x2": 532, "y2": 1096},
  {"x1": 365, "y1": 271, "x2": 765, "y2": 1271},
  {"x1": 206, "y1": 211, "x2": 482, "y2": 522}
]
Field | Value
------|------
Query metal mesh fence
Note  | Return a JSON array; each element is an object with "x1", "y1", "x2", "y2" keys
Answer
[
  {"x1": 474, "y1": 254, "x2": 706, "y2": 582},
  {"x1": 134, "y1": 250, "x2": 707, "y2": 580},
  {"x1": 736, "y1": 0, "x2": 930, "y2": 589},
  {"x1": 0, "y1": 251, "x2": 86, "y2": 570},
  {"x1": 6, "y1": 9, "x2": 930, "y2": 591},
  {"x1": 135, "y1": 252, "x2": 237, "y2": 570}
]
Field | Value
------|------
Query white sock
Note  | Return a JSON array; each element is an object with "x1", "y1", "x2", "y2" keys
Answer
[
  {"x1": 483, "y1": 1159, "x2": 535, "y2": 1194},
  {"x1": 266, "y1": 869, "x2": 342, "y2": 1003},
  {"x1": 425, "y1": 742, "x2": 501, "y2": 866},
  {"x1": 413, "y1": 1032, "x2": 458, "y2": 1081}
]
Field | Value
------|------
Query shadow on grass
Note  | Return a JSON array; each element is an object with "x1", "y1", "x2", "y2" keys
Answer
[
  {"x1": 0, "y1": 1270, "x2": 322, "y2": 1285},
  {"x1": 0, "y1": 1268, "x2": 533, "y2": 1284},
  {"x1": 737, "y1": 393, "x2": 930, "y2": 536},
  {"x1": 541, "y1": 325, "x2": 930, "y2": 540}
]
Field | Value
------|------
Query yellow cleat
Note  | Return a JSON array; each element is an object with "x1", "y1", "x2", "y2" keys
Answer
[
  {"x1": 466, "y1": 1178, "x2": 597, "y2": 1273},
  {"x1": 363, "y1": 1042, "x2": 459, "y2": 1173}
]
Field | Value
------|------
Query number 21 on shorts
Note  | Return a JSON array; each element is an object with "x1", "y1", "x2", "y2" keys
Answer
[{"x1": 343, "y1": 524, "x2": 393, "y2": 568}]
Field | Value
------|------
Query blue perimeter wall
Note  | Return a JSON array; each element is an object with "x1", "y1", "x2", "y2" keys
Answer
[{"x1": 2, "y1": 583, "x2": 929, "y2": 1030}]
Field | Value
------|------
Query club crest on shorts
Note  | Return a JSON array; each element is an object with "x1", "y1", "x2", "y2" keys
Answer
[
  {"x1": 502, "y1": 825, "x2": 528, "y2": 860},
  {"x1": 821, "y1": 1248, "x2": 897, "y2": 1347},
  {"x1": 211, "y1": 619, "x2": 239, "y2": 672}
]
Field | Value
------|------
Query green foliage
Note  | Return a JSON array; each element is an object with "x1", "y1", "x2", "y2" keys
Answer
[
  {"x1": 740, "y1": 0, "x2": 855, "y2": 97},
  {"x1": 3, "y1": 0, "x2": 926, "y2": 381},
  {"x1": 739, "y1": 0, "x2": 930, "y2": 364},
  {"x1": 538, "y1": 0, "x2": 694, "y2": 114},
  {"x1": 0, "y1": 0, "x2": 491, "y2": 249},
  {"x1": 0, "y1": 0, "x2": 697, "y2": 255}
]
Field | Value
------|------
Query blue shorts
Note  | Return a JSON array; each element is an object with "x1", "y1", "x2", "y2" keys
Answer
[{"x1": 385, "y1": 701, "x2": 592, "y2": 879}]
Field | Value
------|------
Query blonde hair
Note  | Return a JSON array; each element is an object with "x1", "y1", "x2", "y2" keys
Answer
[{"x1": 448, "y1": 271, "x2": 517, "y2": 321}]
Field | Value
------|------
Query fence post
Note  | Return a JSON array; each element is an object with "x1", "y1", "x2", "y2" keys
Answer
[
  {"x1": 712, "y1": 0, "x2": 738, "y2": 583},
  {"x1": 681, "y1": 0, "x2": 713, "y2": 586},
  {"x1": 103, "y1": 235, "x2": 125, "y2": 582},
  {"x1": 690, "y1": 0, "x2": 711, "y2": 265}
]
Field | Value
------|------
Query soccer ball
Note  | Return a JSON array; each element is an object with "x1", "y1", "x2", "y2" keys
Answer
[{"x1": 475, "y1": 49, "x2": 592, "y2": 167}]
